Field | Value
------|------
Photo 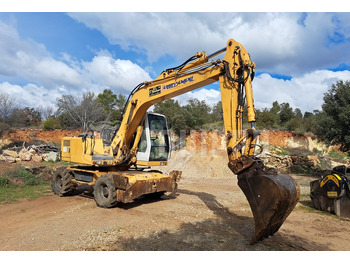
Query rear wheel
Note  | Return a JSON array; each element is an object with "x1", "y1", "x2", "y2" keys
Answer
[
  {"x1": 93, "y1": 174, "x2": 118, "y2": 208},
  {"x1": 52, "y1": 167, "x2": 76, "y2": 196}
]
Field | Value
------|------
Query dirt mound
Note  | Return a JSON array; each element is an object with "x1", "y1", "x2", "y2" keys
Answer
[{"x1": 159, "y1": 149, "x2": 232, "y2": 180}]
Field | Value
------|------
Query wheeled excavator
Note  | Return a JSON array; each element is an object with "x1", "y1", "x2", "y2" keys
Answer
[{"x1": 52, "y1": 39, "x2": 300, "y2": 244}]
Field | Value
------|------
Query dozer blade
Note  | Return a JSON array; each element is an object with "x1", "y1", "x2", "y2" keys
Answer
[{"x1": 235, "y1": 160, "x2": 300, "y2": 244}]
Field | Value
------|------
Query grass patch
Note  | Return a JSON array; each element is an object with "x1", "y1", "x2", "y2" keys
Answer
[
  {"x1": 3, "y1": 167, "x2": 43, "y2": 186},
  {"x1": 297, "y1": 204, "x2": 317, "y2": 212},
  {"x1": 328, "y1": 149, "x2": 349, "y2": 161},
  {"x1": 0, "y1": 184, "x2": 50, "y2": 204},
  {"x1": 0, "y1": 165, "x2": 51, "y2": 204},
  {"x1": 297, "y1": 193, "x2": 345, "y2": 219},
  {"x1": 289, "y1": 165, "x2": 315, "y2": 174},
  {"x1": 297, "y1": 204, "x2": 336, "y2": 217},
  {"x1": 270, "y1": 146, "x2": 291, "y2": 156}
]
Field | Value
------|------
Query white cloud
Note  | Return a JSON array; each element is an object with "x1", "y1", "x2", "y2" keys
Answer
[
  {"x1": 254, "y1": 70, "x2": 350, "y2": 112},
  {"x1": 0, "y1": 21, "x2": 85, "y2": 88},
  {"x1": 82, "y1": 53, "x2": 152, "y2": 93},
  {"x1": 0, "y1": 82, "x2": 63, "y2": 109},
  {"x1": 68, "y1": 12, "x2": 350, "y2": 76},
  {"x1": 174, "y1": 87, "x2": 221, "y2": 108},
  {"x1": 0, "y1": 20, "x2": 153, "y2": 108},
  {"x1": 69, "y1": 13, "x2": 224, "y2": 63},
  {"x1": 163, "y1": 70, "x2": 350, "y2": 114}
]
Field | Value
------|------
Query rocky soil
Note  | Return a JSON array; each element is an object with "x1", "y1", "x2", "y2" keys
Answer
[{"x1": 0, "y1": 149, "x2": 349, "y2": 251}]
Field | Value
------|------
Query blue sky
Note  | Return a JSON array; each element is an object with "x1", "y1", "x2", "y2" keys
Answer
[{"x1": 0, "y1": 10, "x2": 350, "y2": 113}]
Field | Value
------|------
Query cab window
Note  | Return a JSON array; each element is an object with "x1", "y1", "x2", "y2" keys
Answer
[{"x1": 148, "y1": 114, "x2": 169, "y2": 161}]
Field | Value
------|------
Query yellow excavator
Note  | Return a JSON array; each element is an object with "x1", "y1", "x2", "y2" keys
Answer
[{"x1": 52, "y1": 39, "x2": 300, "y2": 244}]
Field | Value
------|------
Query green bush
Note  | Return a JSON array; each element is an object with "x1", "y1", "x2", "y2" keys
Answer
[
  {"x1": 0, "y1": 176, "x2": 11, "y2": 186},
  {"x1": 24, "y1": 177, "x2": 41, "y2": 186},
  {"x1": 43, "y1": 119, "x2": 56, "y2": 130},
  {"x1": 16, "y1": 169, "x2": 35, "y2": 179},
  {"x1": 290, "y1": 165, "x2": 313, "y2": 174},
  {"x1": 270, "y1": 146, "x2": 291, "y2": 156},
  {"x1": 2, "y1": 167, "x2": 42, "y2": 186},
  {"x1": 328, "y1": 149, "x2": 348, "y2": 160},
  {"x1": 0, "y1": 167, "x2": 50, "y2": 203}
]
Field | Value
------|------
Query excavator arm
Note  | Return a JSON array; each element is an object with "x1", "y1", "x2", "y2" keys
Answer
[
  {"x1": 109, "y1": 39, "x2": 300, "y2": 244},
  {"x1": 111, "y1": 39, "x2": 253, "y2": 161}
]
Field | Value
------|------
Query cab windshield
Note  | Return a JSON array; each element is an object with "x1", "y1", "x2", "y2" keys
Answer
[{"x1": 148, "y1": 114, "x2": 169, "y2": 161}]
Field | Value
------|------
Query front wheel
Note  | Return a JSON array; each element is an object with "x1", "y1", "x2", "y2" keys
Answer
[
  {"x1": 93, "y1": 174, "x2": 118, "y2": 208},
  {"x1": 52, "y1": 167, "x2": 76, "y2": 196}
]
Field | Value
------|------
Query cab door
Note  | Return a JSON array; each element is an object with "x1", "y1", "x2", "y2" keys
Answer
[{"x1": 136, "y1": 112, "x2": 171, "y2": 166}]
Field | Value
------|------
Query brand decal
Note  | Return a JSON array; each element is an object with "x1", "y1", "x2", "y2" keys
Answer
[
  {"x1": 149, "y1": 86, "x2": 161, "y2": 97},
  {"x1": 320, "y1": 174, "x2": 340, "y2": 188},
  {"x1": 163, "y1": 76, "x2": 194, "y2": 90}
]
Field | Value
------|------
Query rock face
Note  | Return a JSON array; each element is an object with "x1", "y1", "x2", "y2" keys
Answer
[
  {"x1": 174, "y1": 130, "x2": 349, "y2": 174},
  {"x1": 1, "y1": 129, "x2": 81, "y2": 144}
]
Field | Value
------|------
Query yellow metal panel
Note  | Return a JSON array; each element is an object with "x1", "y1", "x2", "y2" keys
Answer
[
  {"x1": 136, "y1": 160, "x2": 168, "y2": 166},
  {"x1": 69, "y1": 137, "x2": 92, "y2": 165},
  {"x1": 61, "y1": 138, "x2": 71, "y2": 161}
]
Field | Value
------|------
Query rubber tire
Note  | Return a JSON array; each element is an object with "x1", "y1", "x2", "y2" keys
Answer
[
  {"x1": 93, "y1": 174, "x2": 118, "y2": 208},
  {"x1": 52, "y1": 167, "x2": 76, "y2": 196}
]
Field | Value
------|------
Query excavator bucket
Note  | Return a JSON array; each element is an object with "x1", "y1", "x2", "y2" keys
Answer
[{"x1": 234, "y1": 159, "x2": 300, "y2": 244}]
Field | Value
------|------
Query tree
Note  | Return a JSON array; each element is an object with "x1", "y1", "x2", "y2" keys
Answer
[
  {"x1": 10, "y1": 107, "x2": 42, "y2": 127},
  {"x1": 271, "y1": 101, "x2": 281, "y2": 115},
  {"x1": 183, "y1": 98, "x2": 211, "y2": 130},
  {"x1": 294, "y1": 108, "x2": 303, "y2": 118},
  {"x1": 0, "y1": 93, "x2": 16, "y2": 122},
  {"x1": 37, "y1": 105, "x2": 54, "y2": 121},
  {"x1": 96, "y1": 89, "x2": 126, "y2": 125},
  {"x1": 303, "y1": 111, "x2": 313, "y2": 119},
  {"x1": 153, "y1": 99, "x2": 186, "y2": 134},
  {"x1": 314, "y1": 80, "x2": 350, "y2": 151},
  {"x1": 255, "y1": 101, "x2": 281, "y2": 129},
  {"x1": 279, "y1": 102, "x2": 294, "y2": 125},
  {"x1": 0, "y1": 93, "x2": 17, "y2": 136},
  {"x1": 57, "y1": 92, "x2": 106, "y2": 132},
  {"x1": 256, "y1": 108, "x2": 277, "y2": 129},
  {"x1": 211, "y1": 101, "x2": 223, "y2": 123}
]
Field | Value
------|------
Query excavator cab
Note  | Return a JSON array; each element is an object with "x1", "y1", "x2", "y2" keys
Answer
[{"x1": 136, "y1": 112, "x2": 171, "y2": 166}]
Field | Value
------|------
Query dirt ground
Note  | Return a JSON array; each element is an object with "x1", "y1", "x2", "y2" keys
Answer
[{"x1": 1, "y1": 151, "x2": 350, "y2": 252}]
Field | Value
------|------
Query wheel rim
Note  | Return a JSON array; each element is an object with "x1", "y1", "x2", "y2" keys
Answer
[
  {"x1": 55, "y1": 175, "x2": 63, "y2": 190},
  {"x1": 102, "y1": 184, "x2": 109, "y2": 198}
]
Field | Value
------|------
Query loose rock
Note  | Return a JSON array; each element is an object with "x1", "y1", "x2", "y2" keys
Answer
[
  {"x1": 47, "y1": 152, "x2": 58, "y2": 162},
  {"x1": 19, "y1": 149, "x2": 32, "y2": 161},
  {"x1": 3, "y1": 149, "x2": 18, "y2": 158}
]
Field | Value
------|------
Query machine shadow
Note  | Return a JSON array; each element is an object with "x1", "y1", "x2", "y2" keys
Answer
[
  {"x1": 78, "y1": 187, "x2": 329, "y2": 251},
  {"x1": 71, "y1": 184, "x2": 175, "y2": 207}
]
